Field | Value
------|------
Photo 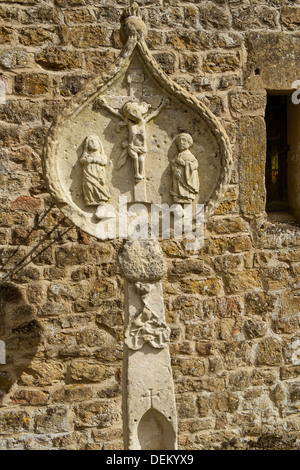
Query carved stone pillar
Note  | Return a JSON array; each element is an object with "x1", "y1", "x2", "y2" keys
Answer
[
  {"x1": 119, "y1": 240, "x2": 177, "y2": 450},
  {"x1": 43, "y1": 1, "x2": 232, "y2": 450}
]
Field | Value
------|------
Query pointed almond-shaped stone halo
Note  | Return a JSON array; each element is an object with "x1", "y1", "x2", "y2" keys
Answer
[{"x1": 43, "y1": 2, "x2": 232, "y2": 239}]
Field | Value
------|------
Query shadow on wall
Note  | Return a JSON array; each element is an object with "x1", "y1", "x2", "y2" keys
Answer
[{"x1": 0, "y1": 282, "x2": 43, "y2": 398}]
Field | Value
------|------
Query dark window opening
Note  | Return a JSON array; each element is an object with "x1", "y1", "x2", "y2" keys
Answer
[{"x1": 265, "y1": 95, "x2": 289, "y2": 212}]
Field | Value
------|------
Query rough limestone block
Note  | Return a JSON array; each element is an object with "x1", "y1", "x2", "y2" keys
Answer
[{"x1": 239, "y1": 116, "x2": 266, "y2": 216}]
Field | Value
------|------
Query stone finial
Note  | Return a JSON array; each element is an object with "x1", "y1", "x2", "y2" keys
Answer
[{"x1": 120, "y1": 2, "x2": 148, "y2": 43}]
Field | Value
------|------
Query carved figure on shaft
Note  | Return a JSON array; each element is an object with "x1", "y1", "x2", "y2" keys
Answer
[
  {"x1": 97, "y1": 96, "x2": 169, "y2": 182},
  {"x1": 125, "y1": 282, "x2": 170, "y2": 351},
  {"x1": 170, "y1": 133, "x2": 200, "y2": 203},
  {"x1": 80, "y1": 134, "x2": 110, "y2": 206}
]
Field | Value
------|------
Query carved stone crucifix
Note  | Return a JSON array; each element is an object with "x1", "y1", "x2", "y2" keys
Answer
[
  {"x1": 43, "y1": 0, "x2": 232, "y2": 451},
  {"x1": 96, "y1": 96, "x2": 169, "y2": 183}
]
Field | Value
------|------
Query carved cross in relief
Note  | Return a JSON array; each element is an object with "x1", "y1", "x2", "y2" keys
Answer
[
  {"x1": 43, "y1": 1, "x2": 232, "y2": 451},
  {"x1": 95, "y1": 69, "x2": 169, "y2": 185},
  {"x1": 142, "y1": 388, "x2": 160, "y2": 409}
]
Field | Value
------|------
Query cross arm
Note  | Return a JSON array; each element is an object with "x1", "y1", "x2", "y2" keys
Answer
[
  {"x1": 96, "y1": 96, "x2": 125, "y2": 120},
  {"x1": 145, "y1": 97, "x2": 170, "y2": 123}
]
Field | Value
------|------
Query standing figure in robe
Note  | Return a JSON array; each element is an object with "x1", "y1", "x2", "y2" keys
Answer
[
  {"x1": 80, "y1": 134, "x2": 111, "y2": 206},
  {"x1": 170, "y1": 133, "x2": 200, "y2": 203}
]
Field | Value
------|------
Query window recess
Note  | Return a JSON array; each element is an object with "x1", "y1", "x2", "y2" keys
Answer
[{"x1": 265, "y1": 95, "x2": 289, "y2": 212}]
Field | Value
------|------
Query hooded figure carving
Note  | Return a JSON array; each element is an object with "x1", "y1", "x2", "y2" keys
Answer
[
  {"x1": 171, "y1": 133, "x2": 200, "y2": 203},
  {"x1": 80, "y1": 134, "x2": 111, "y2": 206}
]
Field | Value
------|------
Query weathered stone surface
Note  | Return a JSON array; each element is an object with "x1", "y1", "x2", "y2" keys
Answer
[
  {"x1": 210, "y1": 392, "x2": 239, "y2": 413},
  {"x1": 63, "y1": 8, "x2": 96, "y2": 24},
  {"x1": 0, "y1": 0, "x2": 300, "y2": 453},
  {"x1": 231, "y1": 5, "x2": 279, "y2": 30},
  {"x1": 0, "y1": 410, "x2": 30, "y2": 434},
  {"x1": 119, "y1": 240, "x2": 166, "y2": 283},
  {"x1": 11, "y1": 196, "x2": 42, "y2": 212},
  {"x1": 73, "y1": 400, "x2": 121, "y2": 428},
  {"x1": 35, "y1": 48, "x2": 83, "y2": 70},
  {"x1": 121, "y1": 239, "x2": 177, "y2": 449},
  {"x1": 245, "y1": 32, "x2": 300, "y2": 90},
  {"x1": 248, "y1": 433, "x2": 299, "y2": 451},
  {"x1": 11, "y1": 390, "x2": 49, "y2": 406},
  {"x1": 0, "y1": 101, "x2": 42, "y2": 125},
  {"x1": 17, "y1": 362, "x2": 65, "y2": 387},
  {"x1": 153, "y1": 52, "x2": 177, "y2": 75},
  {"x1": 0, "y1": 282, "x2": 23, "y2": 302},
  {"x1": 225, "y1": 270, "x2": 261, "y2": 293},
  {"x1": 58, "y1": 75, "x2": 89, "y2": 97},
  {"x1": 51, "y1": 384, "x2": 94, "y2": 403},
  {"x1": 228, "y1": 91, "x2": 266, "y2": 117},
  {"x1": 70, "y1": 360, "x2": 106, "y2": 382},
  {"x1": 281, "y1": 6, "x2": 300, "y2": 30},
  {"x1": 199, "y1": 2, "x2": 232, "y2": 30},
  {"x1": 33, "y1": 406, "x2": 69, "y2": 434},
  {"x1": 0, "y1": 26, "x2": 13, "y2": 44},
  {"x1": 43, "y1": 13, "x2": 231, "y2": 240},
  {"x1": 61, "y1": 25, "x2": 110, "y2": 48},
  {"x1": 177, "y1": 394, "x2": 198, "y2": 418},
  {"x1": 22, "y1": 6, "x2": 59, "y2": 24},
  {"x1": 244, "y1": 291, "x2": 276, "y2": 316},
  {"x1": 84, "y1": 49, "x2": 117, "y2": 73},
  {"x1": 263, "y1": 267, "x2": 289, "y2": 291},
  {"x1": 256, "y1": 337, "x2": 282, "y2": 366},
  {"x1": 244, "y1": 319, "x2": 267, "y2": 339},
  {"x1": 239, "y1": 116, "x2": 266, "y2": 215},
  {"x1": 0, "y1": 5, "x2": 20, "y2": 23},
  {"x1": 203, "y1": 52, "x2": 240, "y2": 73},
  {"x1": 0, "y1": 49, "x2": 28, "y2": 69},
  {"x1": 18, "y1": 27, "x2": 54, "y2": 46},
  {"x1": 14, "y1": 73, "x2": 49, "y2": 96}
]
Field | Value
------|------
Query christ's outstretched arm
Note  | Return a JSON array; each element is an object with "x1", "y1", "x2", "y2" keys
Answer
[{"x1": 97, "y1": 96, "x2": 125, "y2": 121}]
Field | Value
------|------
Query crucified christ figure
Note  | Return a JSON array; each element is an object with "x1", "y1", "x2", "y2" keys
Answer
[{"x1": 96, "y1": 96, "x2": 169, "y2": 182}]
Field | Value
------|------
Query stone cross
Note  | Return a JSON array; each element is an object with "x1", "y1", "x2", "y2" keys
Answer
[
  {"x1": 142, "y1": 389, "x2": 160, "y2": 408},
  {"x1": 43, "y1": 0, "x2": 232, "y2": 451},
  {"x1": 95, "y1": 67, "x2": 168, "y2": 203},
  {"x1": 127, "y1": 69, "x2": 145, "y2": 101},
  {"x1": 119, "y1": 240, "x2": 177, "y2": 450}
]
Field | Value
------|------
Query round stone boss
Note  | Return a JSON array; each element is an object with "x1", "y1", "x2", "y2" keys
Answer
[{"x1": 118, "y1": 239, "x2": 166, "y2": 283}]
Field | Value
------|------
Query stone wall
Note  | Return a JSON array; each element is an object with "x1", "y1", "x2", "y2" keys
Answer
[{"x1": 0, "y1": 0, "x2": 300, "y2": 450}]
